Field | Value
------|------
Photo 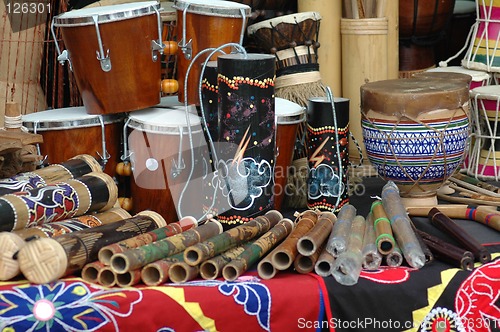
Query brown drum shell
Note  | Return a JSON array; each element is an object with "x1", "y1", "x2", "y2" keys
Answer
[
  {"x1": 59, "y1": 14, "x2": 161, "y2": 114},
  {"x1": 176, "y1": 11, "x2": 246, "y2": 105},
  {"x1": 399, "y1": 0, "x2": 455, "y2": 38},
  {"x1": 37, "y1": 122, "x2": 121, "y2": 178}
]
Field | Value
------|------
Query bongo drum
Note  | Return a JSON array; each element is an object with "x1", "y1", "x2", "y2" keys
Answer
[
  {"x1": 52, "y1": 1, "x2": 164, "y2": 115},
  {"x1": 467, "y1": 85, "x2": 500, "y2": 180},
  {"x1": 399, "y1": 0, "x2": 455, "y2": 77},
  {"x1": 361, "y1": 78, "x2": 470, "y2": 206},
  {"x1": 22, "y1": 107, "x2": 123, "y2": 177},
  {"x1": 125, "y1": 107, "x2": 209, "y2": 223},
  {"x1": 274, "y1": 97, "x2": 305, "y2": 211},
  {"x1": 419, "y1": 66, "x2": 491, "y2": 90},
  {"x1": 173, "y1": 0, "x2": 251, "y2": 105},
  {"x1": 462, "y1": 0, "x2": 500, "y2": 72}
]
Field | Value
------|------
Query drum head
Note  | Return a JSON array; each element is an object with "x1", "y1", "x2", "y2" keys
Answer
[
  {"x1": 426, "y1": 66, "x2": 490, "y2": 83},
  {"x1": 127, "y1": 108, "x2": 202, "y2": 134},
  {"x1": 173, "y1": 0, "x2": 251, "y2": 17},
  {"x1": 275, "y1": 98, "x2": 305, "y2": 124},
  {"x1": 247, "y1": 11, "x2": 321, "y2": 35},
  {"x1": 22, "y1": 107, "x2": 122, "y2": 131},
  {"x1": 470, "y1": 85, "x2": 500, "y2": 100},
  {"x1": 54, "y1": 1, "x2": 160, "y2": 26}
]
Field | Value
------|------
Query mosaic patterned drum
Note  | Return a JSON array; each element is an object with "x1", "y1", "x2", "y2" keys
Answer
[
  {"x1": 361, "y1": 78, "x2": 470, "y2": 206},
  {"x1": 462, "y1": 0, "x2": 500, "y2": 72},
  {"x1": 467, "y1": 85, "x2": 500, "y2": 180}
]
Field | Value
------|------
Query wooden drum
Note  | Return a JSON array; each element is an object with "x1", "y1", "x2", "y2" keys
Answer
[
  {"x1": 125, "y1": 107, "x2": 208, "y2": 223},
  {"x1": 22, "y1": 107, "x2": 123, "y2": 177},
  {"x1": 274, "y1": 97, "x2": 305, "y2": 211},
  {"x1": 173, "y1": 0, "x2": 251, "y2": 105},
  {"x1": 361, "y1": 78, "x2": 470, "y2": 206},
  {"x1": 52, "y1": 1, "x2": 163, "y2": 114}
]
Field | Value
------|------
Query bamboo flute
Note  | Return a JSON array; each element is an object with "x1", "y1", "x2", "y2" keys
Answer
[
  {"x1": 271, "y1": 210, "x2": 318, "y2": 270},
  {"x1": 200, "y1": 242, "x2": 252, "y2": 280},
  {"x1": 414, "y1": 228, "x2": 474, "y2": 270},
  {"x1": 110, "y1": 220, "x2": 223, "y2": 274},
  {"x1": 326, "y1": 204, "x2": 356, "y2": 256},
  {"x1": 257, "y1": 244, "x2": 282, "y2": 280},
  {"x1": 428, "y1": 207, "x2": 491, "y2": 263},
  {"x1": 294, "y1": 242, "x2": 325, "y2": 274},
  {"x1": 82, "y1": 261, "x2": 108, "y2": 284},
  {"x1": 332, "y1": 215, "x2": 366, "y2": 286},
  {"x1": 371, "y1": 200, "x2": 395, "y2": 255},
  {"x1": 98, "y1": 215, "x2": 198, "y2": 264},
  {"x1": 0, "y1": 207, "x2": 131, "y2": 281},
  {"x1": 314, "y1": 246, "x2": 335, "y2": 277},
  {"x1": 362, "y1": 212, "x2": 382, "y2": 270},
  {"x1": 140, "y1": 252, "x2": 185, "y2": 286},
  {"x1": 17, "y1": 211, "x2": 166, "y2": 284},
  {"x1": 0, "y1": 172, "x2": 118, "y2": 232},
  {"x1": 297, "y1": 212, "x2": 336, "y2": 256},
  {"x1": 116, "y1": 269, "x2": 142, "y2": 287},
  {"x1": 385, "y1": 242, "x2": 403, "y2": 267},
  {"x1": 222, "y1": 218, "x2": 294, "y2": 281},
  {"x1": 381, "y1": 181, "x2": 426, "y2": 269},
  {"x1": 0, "y1": 154, "x2": 101, "y2": 196},
  {"x1": 169, "y1": 262, "x2": 200, "y2": 283},
  {"x1": 451, "y1": 172, "x2": 500, "y2": 194},
  {"x1": 183, "y1": 210, "x2": 283, "y2": 266},
  {"x1": 97, "y1": 266, "x2": 117, "y2": 287}
]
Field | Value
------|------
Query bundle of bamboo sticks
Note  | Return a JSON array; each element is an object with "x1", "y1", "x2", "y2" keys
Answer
[{"x1": 343, "y1": 0, "x2": 387, "y2": 19}]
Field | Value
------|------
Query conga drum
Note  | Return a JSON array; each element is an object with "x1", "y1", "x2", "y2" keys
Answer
[
  {"x1": 274, "y1": 97, "x2": 305, "y2": 211},
  {"x1": 125, "y1": 107, "x2": 209, "y2": 223},
  {"x1": 361, "y1": 78, "x2": 470, "y2": 206},
  {"x1": 467, "y1": 85, "x2": 500, "y2": 180},
  {"x1": 173, "y1": 0, "x2": 251, "y2": 105},
  {"x1": 52, "y1": 1, "x2": 164, "y2": 114},
  {"x1": 399, "y1": 0, "x2": 455, "y2": 77},
  {"x1": 22, "y1": 107, "x2": 123, "y2": 177},
  {"x1": 160, "y1": 1, "x2": 178, "y2": 95},
  {"x1": 463, "y1": 0, "x2": 500, "y2": 72}
]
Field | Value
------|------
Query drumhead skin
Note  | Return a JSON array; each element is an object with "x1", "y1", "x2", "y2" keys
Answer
[
  {"x1": 247, "y1": 11, "x2": 321, "y2": 35},
  {"x1": 425, "y1": 66, "x2": 491, "y2": 83},
  {"x1": 22, "y1": 107, "x2": 123, "y2": 130},
  {"x1": 54, "y1": 1, "x2": 160, "y2": 26},
  {"x1": 127, "y1": 108, "x2": 202, "y2": 134},
  {"x1": 275, "y1": 97, "x2": 305, "y2": 124},
  {"x1": 173, "y1": 0, "x2": 251, "y2": 17}
]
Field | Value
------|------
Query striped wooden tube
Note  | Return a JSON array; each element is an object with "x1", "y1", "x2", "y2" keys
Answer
[
  {"x1": 17, "y1": 211, "x2": 166, "y2": 284},
  {"x1": 140, "y1": 252, "x2": 185, "y2": 286},
  {"x1": 222, "y1": 219, "x2": 294, "y2": 281},
  {"x1": 168, "y1": 262, "x2": 200, "y2": 283},
  {"x1": 0, "y1": 154, "x2": 102, "y2": 196},
  {"x1": 297, "y1": 212, "x2": 337, "y2": 256},
  {"x1": 81, "y1": 261, "x2": 108, "y2": 284},
  {"x1": 271, "y1": 211, "x2": 318, "y2": 270},
  {"x1": 0, "y1": 172, "x2": 118, "y2": 232},
  {"x1": 0, "y1": 207, "x2": 130, "y2": 281},
  {"x1": 184, "y1": 210, "x2": 283, "y2": 267},
  {"x1": 200, "y1": 242, "x2": 252, "y2": 280},
  {"x1": 98, "y1": 215, "x2": 198, "y2": 265},
  {"x1": 371, "y1": 200, "x2": 395, "y2": 255},
  {"x1": 111, "y1": 220, "x2": 223, "y2": 274}
]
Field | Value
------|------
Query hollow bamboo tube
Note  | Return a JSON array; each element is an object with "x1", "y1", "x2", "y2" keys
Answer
[
  {"x1": 222, "y1": 219, "x2": 294, "y2": 281},
  {"x1": 294, "y1": 242, "x2": 325, "y2": 274},
  {"x1": 297, "y1": 212, "x2": 336, "y2": 256},
  {"x1": 271, "y1": 215, "x2": 317, "y2": 270},
  {"x1": 98, "y1": 266, "x2": 117, "y2": 287},
  {"x1": 200, "y1": 242, "x2": 252, "y2": 280},
  {"x1": 371, "y1": 200, "x2": 395, "y2": 255},
  {"x1": 184, "y1": 210, "x2": 283, "y2": 267},
  {"x1": 116, "y1": 269, "x2": 142, "y2": 287},
  {"x1": 314, "y1": 246, "x2": 335, "y2": 277},
  {"x1": 385, "y1": 242, "x2": 403, "y2": 267},
  {"x1": 81, "y1": 261, "x2": 107, "y2": 284},
  {"x1": 326, "y1": 204, "x2": 356, "y2": 255},
  {"x1": 0, "y1": 207, "x2": 130, "y2": 281},
  {"x1": 17, "y1": 211, "x2": 166, "y2": 284},
  {"x1": 140, "y1": 252, "x2": 185, "y2": 286},
  {"x1": 98, "y1": 215, "x2": 198, "y2": 265},
  {"x1": 0, "y1": 154, "x2": 102, "y2": 196},
  {"x1": 362, "y1": 212, "x2": 382, "y2": 270},
  {"x1": 169, "y1": 262, "x2": 200, "y2": 283},
  {"x1": 111, "y1": 220, "x2": 223, "y2": 274}
]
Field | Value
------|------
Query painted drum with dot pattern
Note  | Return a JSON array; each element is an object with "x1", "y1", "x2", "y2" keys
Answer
[
  {"x1": 306, "y1": 97, "x2": 349, "y2": 213},
  {"x1": 361, "y1": 78, "x2": 470, "y2": 205},
  {"x1": 215, "y1": 53, "x2": 276, "y2": 229}
]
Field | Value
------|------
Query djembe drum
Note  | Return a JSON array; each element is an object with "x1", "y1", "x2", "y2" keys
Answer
[
  {"x1": 418, "y1": 66, "x2": 491, "y2": 90},
  {"x1": 462, "y1": 0, "x2": 500, "y2": 72},
  {"x1": 361, "y1": 78, "x2": 470, "y2": 206},
  {"x1": 52, "y1": 1, "x2": 164, "y2": 114},
  {"x1": 215, "y1": 53, "x2": 276, "y2": 229},
  {"x1": 467, "y1": 85, "x2": 500, "y2": 180},
  {"x1": 173, "y1": 0, "x2": 251, "y2": 105},
  {"x1": 306, "y1": 96, "x2": 349, "y2": 213},
  {"x1": 399, "y1": 0, "x2": 455, "y2": 77},
  {"x1": 22, "y1": 107, "x2": 123, "y2": 177}
]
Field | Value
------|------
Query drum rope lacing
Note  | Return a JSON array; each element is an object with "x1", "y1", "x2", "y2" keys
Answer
[{"x1": 3, "y1": 115, "x2": 28, "y2": 132}]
